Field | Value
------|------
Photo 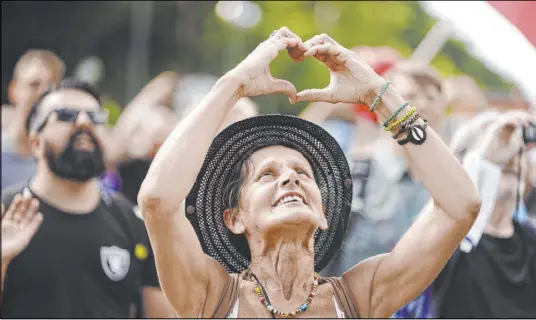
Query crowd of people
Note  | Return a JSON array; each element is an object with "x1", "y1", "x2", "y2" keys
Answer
[{"x1": 1, "y1": 26, "x2": 535, "y2": 319}]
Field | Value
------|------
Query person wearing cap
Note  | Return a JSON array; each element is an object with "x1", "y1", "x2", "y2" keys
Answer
[
  {"x1": 395, "y1": 111, "x2": 536, "y2": 318},
  {"x1": 321, "y1": 60, "x2": 450, "y2": 277},
  {"x1": 138, "y1": 27, "x2": 481, "y2": 318}
]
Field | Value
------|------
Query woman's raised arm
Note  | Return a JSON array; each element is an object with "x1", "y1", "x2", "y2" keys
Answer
[
  {"x1": 137, "y1": 27, "x2": 305, "y2": 318},
  {"x1": 294, "y1": 33, "x2": 481, "y2": 318}
]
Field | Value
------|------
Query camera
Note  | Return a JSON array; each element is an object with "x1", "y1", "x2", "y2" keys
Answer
[{"x1": 523, "y1": 122, "x2": 536, "y2": 144}]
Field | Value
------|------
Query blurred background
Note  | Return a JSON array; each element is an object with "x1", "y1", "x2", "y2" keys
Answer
[
  {"x1": 2, "y1": 2, "x2": 536, "y2": 318},
  {"x1": 2, "y1": 0, "x2": 535, "y2": 120}
]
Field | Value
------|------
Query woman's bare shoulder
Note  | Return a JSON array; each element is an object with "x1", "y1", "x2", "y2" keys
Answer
[{"x1": 341, "y1": 254, "x2": 389, "y2": 318}]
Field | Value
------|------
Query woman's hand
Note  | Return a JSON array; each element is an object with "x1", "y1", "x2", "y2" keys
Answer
[
  {"x1": 227, "y1": 27, "x2": 307, "y2": 103},
  {"x1": 296, "y1": 34, "x2": 385, "y2": 105},
  {"x1": 2, "y1": 193, "x2": 43, "y2": 264}
]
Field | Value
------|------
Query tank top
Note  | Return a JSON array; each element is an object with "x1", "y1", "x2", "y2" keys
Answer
[
  {"x1": 213, "y1": 273, "x2": 360, "y2": 318},
  {"x1": 227, "y1": 294, "x2": 346, "y2": 318}
]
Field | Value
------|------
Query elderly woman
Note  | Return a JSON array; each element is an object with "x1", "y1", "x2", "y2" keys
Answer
[{"x1": 138, "y1": 27, "x2": 481, "y2": 318}]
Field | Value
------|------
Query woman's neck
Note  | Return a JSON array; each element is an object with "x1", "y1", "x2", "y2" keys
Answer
[
  {"x1": 249, "y1": 236, "x2": 316, "y2": 302},
  {"x1": 484, "y1": 197, "x2": 516, "y2": 238}
]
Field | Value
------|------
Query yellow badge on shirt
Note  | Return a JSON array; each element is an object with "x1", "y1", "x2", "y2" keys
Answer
[{"x1": 135, "y1": 243, "x2": 148, "y2": 261}]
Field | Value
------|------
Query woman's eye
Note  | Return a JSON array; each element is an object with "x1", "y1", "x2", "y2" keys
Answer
[{"x1": 257, "y1": 171, "x2": 274, "y2": 181}]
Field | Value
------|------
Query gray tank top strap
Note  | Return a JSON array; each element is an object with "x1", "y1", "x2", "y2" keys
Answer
[
  {"x1": 324, "y1": 277, "x2": 360, "y2": 318},
  {"x1": 212, "y1": 273, "x2": 241, "y2": 318}
]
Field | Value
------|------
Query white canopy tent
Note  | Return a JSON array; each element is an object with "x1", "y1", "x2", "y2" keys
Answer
[{"x1": 419, "y1": 1, "x2": 536, "y2": 107}]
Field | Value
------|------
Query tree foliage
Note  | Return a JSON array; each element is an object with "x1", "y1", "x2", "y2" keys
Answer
[
  {"x1": 1, "y1": 1, "x2": 511, "y2": 112},
  {"x1": 197, "y1": 1, "x2": 511, "y2": 114}
]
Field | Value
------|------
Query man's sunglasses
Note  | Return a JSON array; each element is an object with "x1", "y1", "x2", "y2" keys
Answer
[{"x1": 34, "y1": 108, "x2": 109, "y2": 132}]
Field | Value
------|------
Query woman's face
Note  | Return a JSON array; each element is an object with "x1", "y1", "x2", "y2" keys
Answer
[{"x1": 225, "y1": 145, "x2": 327, "y2": 239}]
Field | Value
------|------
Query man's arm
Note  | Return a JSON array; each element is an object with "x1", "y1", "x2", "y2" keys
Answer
[{"x1": 105, "y1": 71, "x2": 178, "y2": 168}]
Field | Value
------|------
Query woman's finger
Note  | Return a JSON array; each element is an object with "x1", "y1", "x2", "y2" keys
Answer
[
  {"x1": 304, "y1": 44, "x2": 341, "y2": 58},
  {"x1": 277, "y1": 27, "x2": 304, "y2": 43},
  {"x1": 267, "y1": 27, "x2": 307, "y2": 59},
  {"x1": 270, "y1": 78, "x2": 297, "y2": 103},
  {"x1": 303, "y1": 34, "x2": 326, "y2": 49},
  {"x1": 296, "y1": 87, "x2": 336, "y2": 103},
  {"x1": 303, "y1": 33, "x2": 337, "y2": 49},
  {"x1": 266, "y1": 38, "x2": 299, "y2": 61}
]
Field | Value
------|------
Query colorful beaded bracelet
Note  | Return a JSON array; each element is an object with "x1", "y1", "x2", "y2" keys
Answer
[
  {"x1": 384, "y1": 107, "x2": 416, "y2": 132},
  {"x1": 383, "y1": 102, "x2": 409, "y2": 128},
  {"x1": 392, "y1": 112, "x2": 420, "y2": 139},
  {"x1": 369, "y1": 81, "x2": 391, "y2": 112}
]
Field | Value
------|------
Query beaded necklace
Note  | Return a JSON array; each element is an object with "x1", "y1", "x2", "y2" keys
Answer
[{"x1": 249, "y1": 270, "x2": 320, "y2": 318}]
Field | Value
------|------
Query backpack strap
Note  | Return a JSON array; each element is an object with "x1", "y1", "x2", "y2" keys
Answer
[
  {"x1": 324, "y1": 277, "x2": 360, "y2": 318},
  {"x1": 212, "y1": 273, "x2": 241, "y2": 318}
]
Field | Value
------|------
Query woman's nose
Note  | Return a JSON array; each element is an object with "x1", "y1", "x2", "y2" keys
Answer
[{"x1": 281, "y1": 169, "x2": 300, "y2": 187}]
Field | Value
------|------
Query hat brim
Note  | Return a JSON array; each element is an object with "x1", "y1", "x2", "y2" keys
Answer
[{"x1": 185, "y1": 115, "x2": 352, "y2": 273}]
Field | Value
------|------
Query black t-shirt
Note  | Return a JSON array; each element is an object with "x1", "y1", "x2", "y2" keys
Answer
[
  {"x1": 526, "y1": 188, "x2": 535, "y2": 217},
  {"x1": 1, "y1": 183, "x2": 160, "y2": 318},
  {"x1": 117, "y1": 158, "x2": 153, "y2": 205},
  {"x1": 436, "y1": 221, "x2": 536, "y2": 318}
]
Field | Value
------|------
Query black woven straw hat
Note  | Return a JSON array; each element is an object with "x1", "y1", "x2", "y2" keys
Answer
[{"x1": 185, "y1": 115, "x2": 352, "y2": 274}]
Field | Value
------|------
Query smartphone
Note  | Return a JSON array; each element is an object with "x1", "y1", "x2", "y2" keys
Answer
[{"x1": 523, "y1": 122, "x2": 536, "y2": 144}]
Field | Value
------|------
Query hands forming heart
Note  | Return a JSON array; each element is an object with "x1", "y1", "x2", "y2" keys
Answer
[{"x1": 226, "y1": 27, "x2": 386, "y2": 106}]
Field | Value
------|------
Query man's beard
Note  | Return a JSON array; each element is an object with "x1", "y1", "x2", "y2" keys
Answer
[{"x1": 45, "y1": 129, "x2": 106, "y2": 182}]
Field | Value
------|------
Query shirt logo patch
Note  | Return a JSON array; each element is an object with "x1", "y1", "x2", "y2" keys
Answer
[
  {"x1": 100, "y1": 246, "x2": 130, "y2": 281},
  {"x1": 135, "y1": 243, "x2": 148, "y2": 261}
]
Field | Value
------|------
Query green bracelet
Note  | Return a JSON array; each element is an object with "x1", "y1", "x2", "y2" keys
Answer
[
  {"x1": 383, "y1": 102, "x2": 409, "y2": 128},
  {"x1": 369, "y1": 81, "x2": 390, "y2": 112}
]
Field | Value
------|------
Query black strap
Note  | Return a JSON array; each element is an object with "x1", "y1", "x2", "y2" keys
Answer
[{"x1": 397, "y1": 121, "x2": 428, "y2": 146}]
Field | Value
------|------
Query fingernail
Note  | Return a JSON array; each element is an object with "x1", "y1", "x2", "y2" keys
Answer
[{"x1": 23, "y1": 188, "x2": 31, "y2": 198}]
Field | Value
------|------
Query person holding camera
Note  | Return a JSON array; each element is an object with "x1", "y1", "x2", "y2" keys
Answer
[{"x1": 395, "y1": 111, "x2": 536, "y2": 318}]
